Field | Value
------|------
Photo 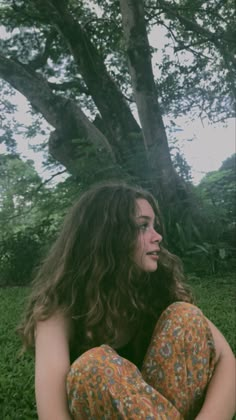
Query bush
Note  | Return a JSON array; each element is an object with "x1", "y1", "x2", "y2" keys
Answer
[{"x1": 0, "y1": 221, "x2": 57, "y2": 286}]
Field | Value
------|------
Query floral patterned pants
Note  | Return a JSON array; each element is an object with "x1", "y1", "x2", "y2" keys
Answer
[{"x1": 66, "y1": 302, "x2": 216, "y2": 419}]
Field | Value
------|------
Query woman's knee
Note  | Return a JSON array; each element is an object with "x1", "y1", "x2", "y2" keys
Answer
[
  {"x1": 68, "y1": 345, "x2": 115, "y2": 379},
  {"x1": 150, "y1": 301, "x2": 216, "y2": 351},
  {"x1": 151, "y1": 302, "x2": 216, "y2": 360},
  {"x1": 66, "y1": 345, "x2": 115, "y2": 404},
  {"x1": 158, "y1": 302, "x2": 205, "y2": 330}
]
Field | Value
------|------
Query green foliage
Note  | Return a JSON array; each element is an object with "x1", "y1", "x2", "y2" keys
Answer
[
  {"x1": 0, "y1": 156, "x2": 53, "y2": 286},
  {"x1": 0, "y1": 80, "x2": 22, "y2": 153},
  {"x1": 197, "y1": 154, "x2": 235, "y2": 225},
  {"x1": 166, "y1": 154, "x2": 236, "y2": 274},
  {"x1": 0, "y1": 0, "x2": 234, "y2": 154},
  {"x1": 0, "y1": 155, "x2": 42, "y2": 234},
  {"x1": 193, "y1": 154, "x2": 236, "y2": 271},
  {"x1": 0, "y1": 155, "x2": 83, "y2": 286},
  {"x1": 0, "y1": 276, "x2": 235, "y2": 417},
  {"x1": 0, "y1": 221, "x2": 57, "y2": 286},
  {"x1": 0, "y1": 150, "x2": 124, "y2": 286},
  {"x1": 172, "y1": 150, "x2": 193, "y2": 183},
  {"x1": 147, "y1": 0, "x2": 235, "y2": 120},
  {"x1": 170, "y1": 213, "x2": 235, "y2": 275},
  {"x1": 185, "y1": 241, "x2": 234, "y2": 275}
]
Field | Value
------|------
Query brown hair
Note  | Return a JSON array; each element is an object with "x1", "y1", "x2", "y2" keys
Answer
[{"x1": 19, "y1": 181, "x2": 192, "y2": 354}]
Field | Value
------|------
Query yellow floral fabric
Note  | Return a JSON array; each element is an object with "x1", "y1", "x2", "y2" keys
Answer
[{"x1": 67, "y1": 302, "x2": 216, "y2": 419}]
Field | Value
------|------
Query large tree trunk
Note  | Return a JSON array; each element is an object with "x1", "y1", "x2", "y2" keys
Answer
[
  {"x1": 0, "y1": 0, "x2": 191, "y2": 218},
  {"x1": 119, "y1": 0, "x2": 188, "y2": 210},
  {"x1": 31, "y1": 0, "x2": 150, "y2": 183}
]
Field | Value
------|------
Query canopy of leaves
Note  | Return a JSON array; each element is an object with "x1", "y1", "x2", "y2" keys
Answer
[
  {"x1": 198, "y1": 153, "x2": 235, "y2": 218},
  {"x1": 0, "y1": 0, "x2": 234, "y2": 154}
]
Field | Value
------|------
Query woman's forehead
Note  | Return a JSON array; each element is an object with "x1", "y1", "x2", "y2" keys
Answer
[{"x1": 135, "y1": 198, "x2": 155, "y2": 218}]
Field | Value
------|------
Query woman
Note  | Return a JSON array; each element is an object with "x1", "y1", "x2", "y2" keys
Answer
[{"x1": 19, "y1": 182, "x2": 235, "y2": 419}]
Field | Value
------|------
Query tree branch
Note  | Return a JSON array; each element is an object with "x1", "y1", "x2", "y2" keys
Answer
[
  {"x1": 35, "y1": 168, "x2": 67, "y2": 192},
  {"x1": 153, "y1": 0, "x2": 236, "y2": 97},
  {"x1": 31, "y1": 0, "x2": 146, "y2": 169},
  {"x1": 156, "y1": 0, "x2": 221, "y2": 43},
  {"x1": 0, "y1": 53, "x2": 115, "y2": 175},
  {"x1": 29, "y1": 30, "x2": 56, "y2": 70},
  {"x1": 156, "y1": 0, "x2": 236, "y2": 69},
  {"x1": 48, "y1": 79, "x2": 89, "y2": 94}
]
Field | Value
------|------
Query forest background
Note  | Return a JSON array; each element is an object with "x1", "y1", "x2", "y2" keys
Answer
[
  {"x1": 0, "y1": 0, "x2": 235, "y2": 284},
  {"x1": 0, "y1": 0, "x2": 235, "y2": 417}
]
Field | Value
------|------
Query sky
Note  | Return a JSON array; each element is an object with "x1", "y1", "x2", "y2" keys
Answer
[{"x1": 170, "y1": 117, "x2": 235, "y2": 183}]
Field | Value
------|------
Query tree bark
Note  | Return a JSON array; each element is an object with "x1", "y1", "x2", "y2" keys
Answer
[{"x1": 119, "y1": 0, "x2": 187, "y2": 208}]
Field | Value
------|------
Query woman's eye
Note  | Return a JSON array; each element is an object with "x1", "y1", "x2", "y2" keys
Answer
[{"x1": 138, "y1": 223, "x2": 149, "y2": 231}]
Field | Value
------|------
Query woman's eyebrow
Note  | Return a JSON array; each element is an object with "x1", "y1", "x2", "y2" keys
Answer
[
  {"x1": 136, "y1": 215, "x2": 152, "y2": 220},
  {"x1": 136, "y1": 215, "x2": 159, "y2": 225}
]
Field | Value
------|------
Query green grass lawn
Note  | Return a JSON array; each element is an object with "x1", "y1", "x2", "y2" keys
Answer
[{"x1": 0, "y1": 275, "x2": 235, "y2": 419}]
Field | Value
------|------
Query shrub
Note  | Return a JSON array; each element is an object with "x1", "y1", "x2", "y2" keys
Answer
[{"x1": 0, "y1": 221, "x2": 57, "y2": 286}]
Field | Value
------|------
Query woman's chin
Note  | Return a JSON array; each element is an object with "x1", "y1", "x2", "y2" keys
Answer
[{"x1": 142, "y1": 262, "x2": 158, "y2": 272}]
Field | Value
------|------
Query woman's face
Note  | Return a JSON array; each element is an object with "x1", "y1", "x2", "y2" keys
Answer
[{"x1": 133, "y1": 198, "x2": 162, "y2": 272}]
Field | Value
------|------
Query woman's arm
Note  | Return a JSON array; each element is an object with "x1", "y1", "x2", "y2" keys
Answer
[
  {"x1": 35, "y1": 312, "x2": 72, "y2": 420},
  {"x1": 195, "y1": 318, "x2": 236, "y2": 420}
]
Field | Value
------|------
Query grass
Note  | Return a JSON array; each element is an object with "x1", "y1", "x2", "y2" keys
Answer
[
  {"x1": 188, "y1": 274, "x2": 236, "y2": 352},
  {"x1": 0, "y1": 287, "x2": 36, "y2": 419},
  {"x1": 0, "y1": 274, "x2": 235, "y2": 419}
]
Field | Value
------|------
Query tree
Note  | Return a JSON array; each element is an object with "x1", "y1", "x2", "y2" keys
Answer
[
  {"x1": 0, "y1": 153, "x2": 82, "y2": 285},
  {"x1": 0, "y1": 153, "x2": 83, "y2": 234},
  {"x1": 0, "y1": 0, "x2": 234, "y2": 227},
  {"x1": 197, "y1": 153, "x2": 236, "y2": 234},
  {"x1": 190, "y1": 154, "x2": 236, "y2": 272},
  {"x1": 0, "y1": 154, "x2": 42, "y2": 232}
]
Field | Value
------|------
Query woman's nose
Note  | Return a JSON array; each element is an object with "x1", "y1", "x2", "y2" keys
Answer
[{"x1": 152, "y1": 229, "x2": 162, "y2": 243}]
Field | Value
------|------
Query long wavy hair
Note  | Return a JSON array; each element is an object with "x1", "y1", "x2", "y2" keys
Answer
[{"x1": 19, "y1": 181, "x2": 193, "y2": 356}]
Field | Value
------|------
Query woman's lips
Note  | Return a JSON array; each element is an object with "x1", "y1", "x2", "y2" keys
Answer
[{"x1": 147, "y1": 252, "x2": 159, "y2": 260}]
